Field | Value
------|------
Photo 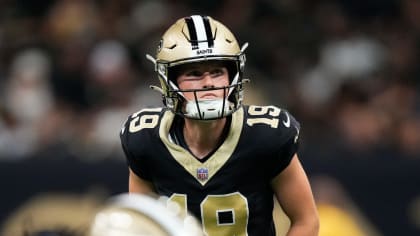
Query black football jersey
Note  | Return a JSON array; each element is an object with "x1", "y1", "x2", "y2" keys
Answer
[{"x1": 120, "y1": 105, "x2": 300, "y2": 236}]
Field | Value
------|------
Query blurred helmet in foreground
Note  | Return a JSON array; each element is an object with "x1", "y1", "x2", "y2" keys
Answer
[{"x1": 89, "y1": 193, "x2": 203, "y2": 236}]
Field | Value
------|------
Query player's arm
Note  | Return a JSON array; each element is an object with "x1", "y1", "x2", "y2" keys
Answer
[
  {"x1": 129, "y1": 168, "x2": 155, "y2": 194},
  {"x1": 271, "y1": 154, "x2": 319, "y2": 236}
]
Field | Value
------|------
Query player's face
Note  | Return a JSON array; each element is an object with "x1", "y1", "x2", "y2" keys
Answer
[{"x1": 176, "y1": 61, "x2": 229, "y2": 101}]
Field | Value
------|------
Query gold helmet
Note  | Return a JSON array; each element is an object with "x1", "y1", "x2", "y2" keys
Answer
[{"x1": 147, "y1": 15, "x2": 248, "y2": 120}]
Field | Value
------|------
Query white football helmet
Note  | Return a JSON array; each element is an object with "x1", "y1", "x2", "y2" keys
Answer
[
  {"x1": 89, "y1": 193, "x2": 203, "y2": 236},
  {"x1": 147, "y1": 15, "x2": 248, "y2": 120}
]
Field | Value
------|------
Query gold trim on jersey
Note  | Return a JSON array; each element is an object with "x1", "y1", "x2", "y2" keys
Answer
[{"x1": 159, "y1": 107, "x2": 244, "y2": 186}]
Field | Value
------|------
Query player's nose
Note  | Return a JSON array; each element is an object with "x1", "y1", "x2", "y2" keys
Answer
[{"x1": 202, "y1": 72, "x2": 214, "y2": 88}]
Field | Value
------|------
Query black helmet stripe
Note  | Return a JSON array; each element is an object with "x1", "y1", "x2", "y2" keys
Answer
[
  {"x1": 202, "y1": 16, "x2": 214, "y2": 48},
  {"x1": 185, "y1": 16, "x2": 199, "y2": 50},
  {"x1": 184, "y1": 15, "x2": 214, "y2": 50}
]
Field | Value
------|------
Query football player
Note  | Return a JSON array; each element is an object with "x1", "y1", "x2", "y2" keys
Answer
[{"x1": 120, "y1": 15, "x2": 319, "y2": 236}]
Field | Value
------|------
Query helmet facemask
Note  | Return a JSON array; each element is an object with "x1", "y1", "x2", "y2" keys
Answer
[{"x1": 146, "y1": 15, "x2": 249, "y2": 120}]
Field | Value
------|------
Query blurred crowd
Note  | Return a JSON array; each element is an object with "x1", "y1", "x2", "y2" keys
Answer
[
  {"x1": 0, "y1": 1, "x2": 419, "y2": 235},
  {"x1": 0, "y1": 0, "x2": 419, "y2": 161}
]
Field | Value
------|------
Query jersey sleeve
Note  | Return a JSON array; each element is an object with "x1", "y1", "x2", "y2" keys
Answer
[
  {"x1": 119, "y1": 109, "x2": 162, "y2": 181},
  {"x1": 120, "y1": 116, "x2": 148, "y2": 181},
  {"x1": 269, "y1": 109, "x2": 300, "y2": 178}
]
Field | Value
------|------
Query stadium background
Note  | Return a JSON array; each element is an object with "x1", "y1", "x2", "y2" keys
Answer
[{"x1": 0, "y1": 0, "x2": 419, "y2": 235}]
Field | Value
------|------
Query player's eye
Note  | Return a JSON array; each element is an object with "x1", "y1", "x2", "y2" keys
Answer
[
  {"x1": 185, "y1": 70, "x2": 203, "y2": 77},
  {"x1": 209, "y1": 68, "x2": 225, "y2": 77}
]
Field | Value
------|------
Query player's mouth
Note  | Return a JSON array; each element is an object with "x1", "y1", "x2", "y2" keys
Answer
[{"x1": 200, "y1": 93, "x2": 218, "y2": 99}]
